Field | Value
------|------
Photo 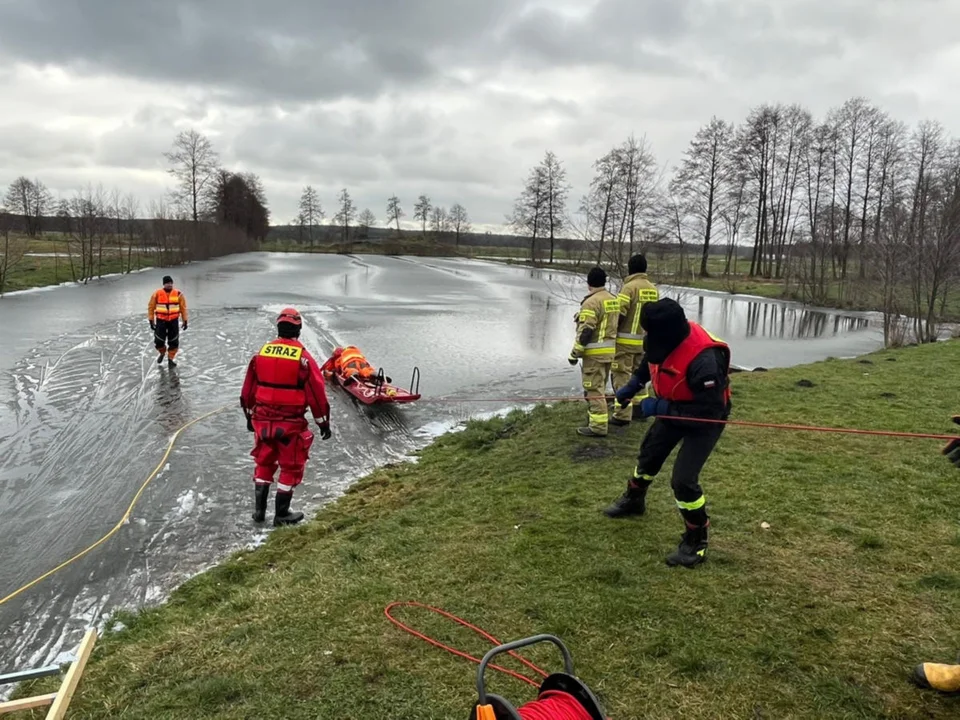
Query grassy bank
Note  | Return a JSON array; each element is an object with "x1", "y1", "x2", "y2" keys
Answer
[
  {"x1": 1, "y1": 234, "x2": 160, "y2": 293},
  {"x1": 17, "y1": 342, "x2": 960, "y2": 719}
]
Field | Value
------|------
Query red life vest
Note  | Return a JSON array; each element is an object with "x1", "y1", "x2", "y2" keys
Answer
[
  {"x1": 253, "y1": 339, "x2": 309, "y2": 411},
  {"x1": 649, "y1": 322, "x2": 731, "y2": 403}
]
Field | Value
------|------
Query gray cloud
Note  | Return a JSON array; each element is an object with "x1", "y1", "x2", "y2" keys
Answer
[{"x1": 1, "y1": 0, "x2": 960, "y2": 227}]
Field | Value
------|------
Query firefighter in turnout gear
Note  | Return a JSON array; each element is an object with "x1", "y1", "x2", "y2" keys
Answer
[
  {"x1": 240, "y1": 308, "x2": 332, "y2": 526},
  {"x1": 912, "y1": 415, "x2": 960, "y2": 693},
  {"x1": 611, "y1": 254, "x2": 659, "y2": 426},
  {"x1": 148, "y1": 275, "x2": 188, "y2": 367},
  {"x1": 568, "y1": 267, "x2": 619, "y2": 437},
  {"x1": 604, "y1": 298, "x2": 732, "y2": 568}
]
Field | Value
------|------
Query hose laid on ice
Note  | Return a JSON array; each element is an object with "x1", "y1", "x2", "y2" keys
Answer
[{"x1": 0, "y1": 404, "x2": 231, "y2": 609}]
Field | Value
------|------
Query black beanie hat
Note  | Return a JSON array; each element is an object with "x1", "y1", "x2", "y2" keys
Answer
[
  {"x1": 162, "y1": 275, "x2": 173, "y2": 284},
  {"x1": 587, "y1": 266, "x2": 606, "y2": 287},
  {"x1": 640, "y1": 298, "x2": 691, "y2": 364},
  {"x1": 628, "y1": 254, "x2": 647, "y2": 274}
]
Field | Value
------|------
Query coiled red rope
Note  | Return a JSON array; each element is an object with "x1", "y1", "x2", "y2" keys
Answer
[
  {"x1": 384, "y1": 602, "x2": 595, "y2": 719},
  {"x1": 518, "y1": 690, "x2": 593, "y2": 720}
]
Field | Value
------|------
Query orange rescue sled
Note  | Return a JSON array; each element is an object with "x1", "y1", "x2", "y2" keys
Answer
[{"x1": 330, "y1": 367, "x2": 421, "y2": 405}]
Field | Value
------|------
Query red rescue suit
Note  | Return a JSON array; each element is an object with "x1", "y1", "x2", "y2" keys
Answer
[
  {"x1": 240, "y1": 338, "x2": 330, "y2": 491},
  {"x1": 649, "y1": 322, "x2": 732, "y2": 404}
]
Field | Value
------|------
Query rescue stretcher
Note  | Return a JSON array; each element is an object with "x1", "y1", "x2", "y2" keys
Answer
[{"x1": 329, "y1": 366, "x2": 421, "y2": 405}]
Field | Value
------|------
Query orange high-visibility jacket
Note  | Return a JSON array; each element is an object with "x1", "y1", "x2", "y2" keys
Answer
[{"x1": 148, "y1": 288, "x2": 188, "y2": 323}]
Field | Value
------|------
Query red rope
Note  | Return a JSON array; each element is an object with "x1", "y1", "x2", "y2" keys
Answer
[
  {"x1": 518, "y1": 690, "x2": 593, "y2": 720},
  {"x1": 425, "y1": 395, "x2": 958, "y2": 441},
  {"x1": 384, "y1": 601, "x2": 547, "y2": 688},
  {"x1": 384, "y1": 603, "x2": 597, "y2": 719}
]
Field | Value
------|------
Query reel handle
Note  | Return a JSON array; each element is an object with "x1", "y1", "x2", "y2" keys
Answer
[{"x1": 476, "y1": 634, "x2": 574, "y2": 703}]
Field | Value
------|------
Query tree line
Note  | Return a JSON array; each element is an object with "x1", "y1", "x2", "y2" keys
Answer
[
  {"x1": 291, "y1": 187, "x2": 472, "y2": 246},
  {"x1": 510, "y1": 97, "x2": 960, "y2": 345},
  {"x1": 0, "y1": 129, "x2": 269, "y2": 292}
]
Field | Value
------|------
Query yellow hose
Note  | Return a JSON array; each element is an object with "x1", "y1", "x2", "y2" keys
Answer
[{"x1": 0, "y1": 404, "x2": 231, "y2": 609}]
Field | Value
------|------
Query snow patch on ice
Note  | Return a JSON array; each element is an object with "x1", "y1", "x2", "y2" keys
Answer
[{"x1": 412, "y1": 404, "x2": 536, "y2": 440}]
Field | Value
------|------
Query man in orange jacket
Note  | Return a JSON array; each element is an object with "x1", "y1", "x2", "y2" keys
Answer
[
  {"x1": 240, "y1": 308, "x2": 332, "y2": 526},
  {"x1": 148, "y1": 275, "x2": 188, "y2": 367},
  {"x1": 321, "y1": 345, "x2": 390, "y2": 384}
]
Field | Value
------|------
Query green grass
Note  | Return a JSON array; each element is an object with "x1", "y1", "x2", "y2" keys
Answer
[
  {"x1": 1, "y1": 234, "x2": 158, "y2": 293},
  {"x1": 13, "y1": 344, "x2": 960, "y2": 719}
]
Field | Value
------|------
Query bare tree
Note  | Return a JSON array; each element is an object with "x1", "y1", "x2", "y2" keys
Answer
[
  {"x1": 358, "y1": 208, "x2": 376, "y2": 230},
  {"x1": 0, "y1": 209, "x2": 28, "y2": 295},
  {"x1": 386, "y1": 195, "x2": 404, "y2": 234},
  {"x1": 670, "y1": 117, "x2": 735, "y2": 277},
  {"x1": 163, "y1": 129, "x2": 220, "y2": 224},
  {"x1": 334, "y1": 188, "x2": 356, "y2": 243},
  {"x1": 449, "y1": 203, "x2": 470, "y2": 245},
  {"x1": 430, "y1": 206, "x2": 447, "y2": 235},
  {"x1": 298, "y1": 186, "x2": 324, "y2": 245},
  {"x1": 413, "y1": 194, "x2": 432, "y2": 237},
  {"x1": 509, "y1": 163, "x2": 547, "y2": 263},
  {"x1": 540, "y1": 150, "x2": 569, "y2": 264},
  {"x1": 581, "y1": 149, "x2": 620, "y2": 265},
  {"x1": 3, "y1": 177, "x2": 50, "y2": 237}
]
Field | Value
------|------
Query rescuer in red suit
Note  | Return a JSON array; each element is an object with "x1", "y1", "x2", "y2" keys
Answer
[{"x1": 240, "y1": 308, "x2": 332, "y2": 526}]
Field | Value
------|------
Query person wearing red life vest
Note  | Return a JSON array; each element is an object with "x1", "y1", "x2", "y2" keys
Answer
[
  {"x1": 605, "y1": 297, "x2": 732, "y2": 568},
  {"x1": 240, "y1": 308, "x2": 332, "y2": 526}
]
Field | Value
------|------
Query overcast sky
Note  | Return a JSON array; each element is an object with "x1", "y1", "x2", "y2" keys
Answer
[{"x1": 1, "y1": 0, "x2": 959, "y2": 232}]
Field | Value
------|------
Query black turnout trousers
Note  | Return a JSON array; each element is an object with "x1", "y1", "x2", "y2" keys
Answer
[
  {"x1": 154, "y1": 318, "x2": 180, "y2": 350},
  {"x1": 635, "y1": 417, "x2": 725, "y2": 505}
]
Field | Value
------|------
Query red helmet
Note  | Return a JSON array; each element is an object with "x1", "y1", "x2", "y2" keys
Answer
[
  {"x1": 332, "y1": 346, "x2": 343, "y2": 357},
  {"x1": 277, "y1": 307, "x2": 302, "y2": 326}
]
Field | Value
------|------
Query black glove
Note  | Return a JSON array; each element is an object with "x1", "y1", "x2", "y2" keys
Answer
[
  {"x1": 149, "y1": 321, "x2": 156, "y2": 331},
  {"x1": 243, "y1": 410, "x2": 253, "y2": 432},
  {"x1": 318, "y1": 420, "x2": 332, "y2": 440},
  {"x1": 385, "y1": 376, "x2": 392, "y2": 383},
  {"x1": 182, "y1": 322, "x2": 188, "y2": 331},
  {"x1": 944, "y1": 416, "x2": 960, "y2": 468},
  {"x1": 567, "y1": 354, "x2": 579, "y2": 366}
]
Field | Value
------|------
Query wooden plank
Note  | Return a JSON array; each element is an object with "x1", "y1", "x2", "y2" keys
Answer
[
  {"x1": 0, "y1": 693, "x2": 57, "y2": 714},
  {"x1": 45, "y1": 628, "x2": 97, "y2": 720}
]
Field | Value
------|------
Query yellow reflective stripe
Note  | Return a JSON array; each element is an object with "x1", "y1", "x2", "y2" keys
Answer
[
  {"x1": 579, "y1": 309, "x2": 597, "y2": 319},
  {"x1": 584, "y1": 347, "x2": 615, "y2": 356},
  {"x1": 633, "y1": 468, "x2": 653, "y2": 480},
  {"x1": 617, "y1": 293, "x2": 631, "y2": 303},
  {"x1": 676, "y1": 496, "x2": 706, "y2": 511},
  {"x1": 630, "y1": 289, "x2": 659, "y2": 334},
  {"x1": 584, "y1": 339, "x2": 616, "y2": 350},
  {"x1": 588, "y1": 411, "x2": 608, "y2": 422}
]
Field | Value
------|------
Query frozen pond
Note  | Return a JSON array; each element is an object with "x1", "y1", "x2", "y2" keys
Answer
[{"x1": 0, "y1": 252, "x2": 885, "y2": 675}]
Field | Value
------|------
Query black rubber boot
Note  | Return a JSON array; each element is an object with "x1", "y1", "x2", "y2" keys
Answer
[
  {"x1": 274, "y1": 491, "x2": 304, "y2": 526},
  {"x1": 156, "y1": 351, "x2": 165, "y2": 365},
  {"x1": 252, "y1": 483, "x2": 269, "y2": 522},
  {"x1": 666, "y1": 524, "x2": 708, "y2": 568},
  {"x1": 168, "y1": 357, "x2": 177, "y2": 368},
  {"x1": 603, "y1": 480, "x2": 651, "y2": 518}
]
